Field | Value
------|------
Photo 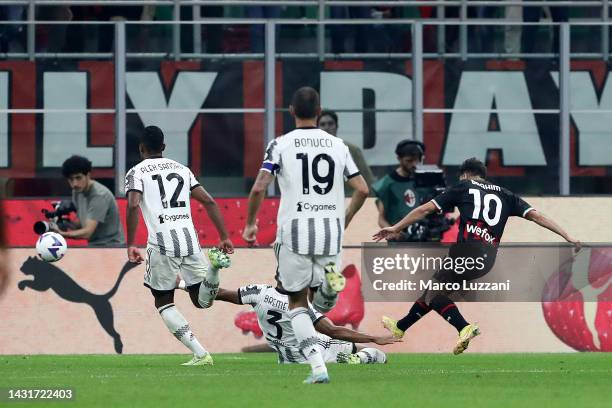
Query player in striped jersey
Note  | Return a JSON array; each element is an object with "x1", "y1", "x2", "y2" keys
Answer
[
  {"x1": 177, "y1": 281, "x2": 395, "y2": 364},
  {"x1": 125, "y1": 126, "x2": 234, "y2": 366},
  {"x1": 243, "y1": 87, "x2": 369, "y2": 383}
]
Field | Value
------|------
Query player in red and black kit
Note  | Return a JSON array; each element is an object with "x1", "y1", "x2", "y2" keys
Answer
[{"x1": 373, "y1": 158, "x2": 580, "y2": 354}]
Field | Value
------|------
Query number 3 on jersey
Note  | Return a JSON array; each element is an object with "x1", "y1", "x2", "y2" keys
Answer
[
  {"x1": 266, "y1": 310, "x2": 283, "y2": 339},
  {"x1": 296, "y1": 153, "x2": 335, "y2": 195},
  {"x1": 468, "y1": 188, "x2": 502, "y2": 226}
]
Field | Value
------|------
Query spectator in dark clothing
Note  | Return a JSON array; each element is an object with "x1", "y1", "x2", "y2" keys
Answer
[
  {"x1": 245, "y1": 5, "x2": 281, "y2": 53},
  {"x1": 36, "y1": 5, "x2": 72, "y2": 53},
  {"x1": 330, "y1": 6, "x2": 370, "y2": 53},
  {"x1": 0, "y1": 5, "x2": 25, "y2": 52},
  {"x1": 521, "y1": 6, "x2": 568, "y2": 54},
  {"x1": 97, "y1": 5, "x2": 155, "y2": 52}
]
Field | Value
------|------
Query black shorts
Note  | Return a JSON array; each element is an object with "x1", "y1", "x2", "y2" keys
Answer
[{"x1": 433, "y1": 242, "x2": 497, "y2": 283}]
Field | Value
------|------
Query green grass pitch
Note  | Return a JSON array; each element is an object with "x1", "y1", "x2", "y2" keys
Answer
[{"x1": 1, "y1": 353, "x2": 611, "y2": 407}]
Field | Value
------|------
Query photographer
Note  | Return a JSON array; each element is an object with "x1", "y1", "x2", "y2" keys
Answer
[
  {"x1": 55, "y1": 155, "x2": 124, "y2": 246},
  {"x1": 372, "y1": 140, "x2": 451, "y2": 242}
]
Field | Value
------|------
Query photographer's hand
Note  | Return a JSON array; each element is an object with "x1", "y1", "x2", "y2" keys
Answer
[
  {"x1": 56, "y1": 219, "x2": 98, "y2": 240},
  {"x1": 48, "y1": 223, "x2": 60, "y2": 233}
]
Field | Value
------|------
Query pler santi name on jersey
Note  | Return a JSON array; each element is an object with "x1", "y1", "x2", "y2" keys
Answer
[
  {"x1": 157, "y1": 214, "x2": 190, "y2": 224},
  {"x1": 139, "y1": 161, "x2": 183, "y2": 173},
  {"x1": 296, "y1": 202, "x2": 337, "y2": 212}
]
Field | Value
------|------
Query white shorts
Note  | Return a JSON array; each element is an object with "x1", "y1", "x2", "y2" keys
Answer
[
  {"x1": 316, "y1": 334, "x2": 355, "y2": 363},
  {"x1": 278, "y1": 333, "x2": 355, "y2": 365},
  {"x1": 274, "y1": 243, "x2": 342, "y2": 292},
  {"x1": 144, "y1": 246, "x2": 210, "y2": 291}
]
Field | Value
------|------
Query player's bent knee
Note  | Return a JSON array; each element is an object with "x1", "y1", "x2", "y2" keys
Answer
[
  {"x1": 191, "y1": 281, "x2": 218, "y2": 309},
  {"x1": 186, "y1": 283, "x2": 205, "y2": 309},
  {"x1": 150, "y1": 288, "x2": 174, "y2": 309},
  {"x1": 191, "y1": 295, "x2": 206, "y2": 309}
]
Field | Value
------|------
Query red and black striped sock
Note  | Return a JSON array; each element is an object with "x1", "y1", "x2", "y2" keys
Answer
[
  {"x1": 429, "y1": 295, "x2": 469, "y2": 333},
  {"x1": 397, "y1": 300, "x2": 431, "y2": 332}
]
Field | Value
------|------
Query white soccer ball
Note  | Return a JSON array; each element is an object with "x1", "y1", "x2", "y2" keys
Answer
[{"x1": 36, "y1": 232, "x2": 68, "y2": 262}]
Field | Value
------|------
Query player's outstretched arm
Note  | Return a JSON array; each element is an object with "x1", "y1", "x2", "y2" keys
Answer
[
  {"x1": 372, "y1": 201, "x2": 437, "y2": 242},
  {"x1": 126, "y1": 191, "x2": 144, "y2": 263},
  {"x1": 315, "y1": 317, "x2": 400, "y2": 345},
  {"x1": 215, "y1": 288, "x2": 241, "y2": 305},
  {"x1": 525, "y1": 210, "x2": 581, "y2": 250},
  {"x1": 243, "y1": 170, "x2": 275, "y2": 245},
  {"x1": 191, "y1": 186, "x2": 234, "y2": 254},
  {"x1": 345, "y1": 175, "x2": 369, "y2": 228}
]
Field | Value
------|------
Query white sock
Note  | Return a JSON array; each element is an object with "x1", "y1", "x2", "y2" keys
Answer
[
  {"x1": 158, "y1": 303, "x2": 207, "y2": 358},
  {"x1": 356, "y1": 348, "x2": 386, "y2": 364},
  {"x1": 198, "y1": 265, "x2": 219, "y2": 308},
  {"x1": 312, "y1": 287, "x2": 338, "y2": 313},
  {"x1": 289, "y1": 307, "x2": 327, "y2": 376}
]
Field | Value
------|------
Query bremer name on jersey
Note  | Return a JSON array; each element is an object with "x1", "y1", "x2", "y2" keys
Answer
[
  {"x1": 431, "y1": 179, "x2": 534, "y2": 245},
  {"x1": 238, "y1": 284, "x2": 327, "y2": 364},
  {"x1": 125, "y1": 157, "x2": 201, "y2": 257},
  {"x1": 261, "y1": 128, "x2": 360, "y2": 256}
]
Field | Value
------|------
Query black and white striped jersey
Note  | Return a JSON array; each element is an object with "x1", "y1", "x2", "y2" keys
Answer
[
  {"x1": 261, "y1": 128, "x2": 360, "y2": 256},
  {"x1": 238, "y1": 284, "x2": 326, "y2": 363},
  {"x1": 125, "y1": 157, "x2": 201, "y2": 257}
]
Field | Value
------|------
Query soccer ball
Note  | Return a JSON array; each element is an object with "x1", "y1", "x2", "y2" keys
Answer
[{"x1": 36, "y1": 232, "x2": 68, "y2": 262}]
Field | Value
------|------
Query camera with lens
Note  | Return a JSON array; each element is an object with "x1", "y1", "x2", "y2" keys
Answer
[
  {"x1": 402, "y1": 165, "x2": 454, "y2": 242},
  {"x1": 33, "y1": 200, "x2": 76, "y2": 235}
]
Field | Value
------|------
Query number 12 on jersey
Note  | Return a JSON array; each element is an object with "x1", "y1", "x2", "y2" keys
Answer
[{"x1": 151, "y1": 173, "x2": 186, "y2": 209}]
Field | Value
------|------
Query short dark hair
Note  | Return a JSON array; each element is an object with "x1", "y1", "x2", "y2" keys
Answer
[
  {"x1": 459, "y1": 157, "x2": 487, "y2": 178},
  {"x1": 317, "y1": 110, "x2": 338, "y2": 127},
  {"x1": 291, "y1": 87, "x2": 320, "y2": 119},
  {"x1": 140, "y1": 126, "x2": 165, "y2": 153},
  {"x1": 395, "y1": 140, "x2": 424, "y2": 159},
  {"x1": 62, "y1": 155, "x2": 92, "y2": 178}
]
